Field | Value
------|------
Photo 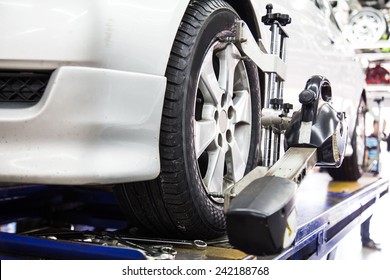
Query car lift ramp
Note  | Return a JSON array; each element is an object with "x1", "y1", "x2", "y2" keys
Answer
[
  {"x1": 272, "y1": 173, "x2": 388, "y2": 260},
  {"x1": 0, "y1": 173, "x2": 388, "y2": 260}
]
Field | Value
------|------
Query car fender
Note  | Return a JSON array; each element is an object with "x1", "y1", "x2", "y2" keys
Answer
[{"x1": 0, "y1": 0, "x2": 190, "y2": 76}]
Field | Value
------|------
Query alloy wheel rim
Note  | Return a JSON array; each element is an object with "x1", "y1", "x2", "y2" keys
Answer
[{"x1": 194, "y1": 42, "x2": 252, "y2": 203}]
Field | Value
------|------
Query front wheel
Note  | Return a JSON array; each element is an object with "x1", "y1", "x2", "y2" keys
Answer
[
  {"x1": 115, "y1": 0, "x2": 261, "y2": 239},
  {"x1": 328, "y1": 96, "x2": 366, "y2": 181}
]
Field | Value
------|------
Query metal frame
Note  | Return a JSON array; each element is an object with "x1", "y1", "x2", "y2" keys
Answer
[
  {"x1": 0, "y1": 232, "x2": 146, "y2": 260},
  {"x1": 271, "y1": 177, "x2": 388, "y2": 260},
  {"x1": 0, "y1": 176, "x2": 387, "y2": 260}
]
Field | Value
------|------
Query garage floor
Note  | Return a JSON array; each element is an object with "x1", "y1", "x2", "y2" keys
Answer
[{"x1": 334, "y1": 145, "x2": 390, "y2": 260}]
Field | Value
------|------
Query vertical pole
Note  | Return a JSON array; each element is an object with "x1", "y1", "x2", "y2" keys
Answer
[
  {"x1": 263, "y1": 22, "x2": 280, "y2": 167},
  {"x1": 375, "y1": 97, "x2": 384, "y2": 173},
  {"x1": 272, "y1": 32, "x2": 288, "y2": 165},
  {"x1": 267, "y1": 23, "x2": 280, "y2": 104}
]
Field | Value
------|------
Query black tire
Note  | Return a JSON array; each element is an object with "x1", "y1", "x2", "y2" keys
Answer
[
  {"x1": 115, "y1": 0, "x2": 261, "y2": 239},
  {"x1": 328, "y1": 97, "x2": 366, "y2": 181}
]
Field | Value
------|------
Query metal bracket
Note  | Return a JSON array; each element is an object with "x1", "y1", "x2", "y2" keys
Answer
[
  {"x1": 224, "y1": 147, "x2": 317, "y2": 212},
  {"x1": 234, "y1": 20, "x2": 287, "y2": 81},
  {"x1": 317, "y1": 230, "x2": 327, "y2": 256},
  {"x1": 261, "y1": 107, "x2": 291, "y2": 130},
  {"x1": 266, "y1": 147, "x2": 317, "y2": 183}
]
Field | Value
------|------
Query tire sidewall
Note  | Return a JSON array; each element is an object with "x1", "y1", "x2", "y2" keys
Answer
[{"x1": 181, "y1": 7, "x2": 261, "y2": 223}]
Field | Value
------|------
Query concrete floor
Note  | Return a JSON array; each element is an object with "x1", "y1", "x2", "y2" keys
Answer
[
  {"x1": 334, "y1": 192, "x2": 390, "y2": 260},
  {"x1": 334, "y1": 144, "x2": 390, "y2": 260}
]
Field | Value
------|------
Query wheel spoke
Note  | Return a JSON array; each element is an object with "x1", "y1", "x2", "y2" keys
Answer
[
  {"x1": 195, "y1": 119, "x2": 217, "y2": 158},
  {"x1": 196, "y1": 42, "x2": 254, "y2": 199},
  {"x1": 217, "y1": 44, "x2": 240, "y2": 97},
  {"x1": 233, "y1": 90, "x2": 251, "y2": 124},
  {"x1": 203, "y1": 148, "x2": 226, "y2": 193},
  {"x1": 199, "y1": 49, "x2": 223, "y2": 105},
  {"x1": 227, "y1": 139, "x2": 247, "y2": 182}
]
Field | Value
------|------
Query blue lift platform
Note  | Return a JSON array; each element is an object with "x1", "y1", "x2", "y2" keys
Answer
[{"x1": 0, "y1": 172, "x2": 388, "y2": 260}]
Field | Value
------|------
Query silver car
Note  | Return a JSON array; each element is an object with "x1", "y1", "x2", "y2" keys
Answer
[{"x1": 0, "y1": 0, "x2": 366, "y2": 239}]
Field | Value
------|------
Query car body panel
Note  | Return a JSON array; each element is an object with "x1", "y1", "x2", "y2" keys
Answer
[
  {"x1": 0, "y1": 0, "x2": 190, "y2": 76},
  {"x1": 0, "y1": 0, "x2": 365, "y2": 184},
  {"x1": 256, "y1": 0, "x2": 365, "y2": 134},
  {"x1": 0, "y1": 67, "x2": 166, "y2": 184}
]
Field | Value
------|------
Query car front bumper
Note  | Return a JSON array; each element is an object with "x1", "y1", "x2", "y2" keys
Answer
[{"x1": 0, "y1": 66, "x2": 166, "y2": 184}]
